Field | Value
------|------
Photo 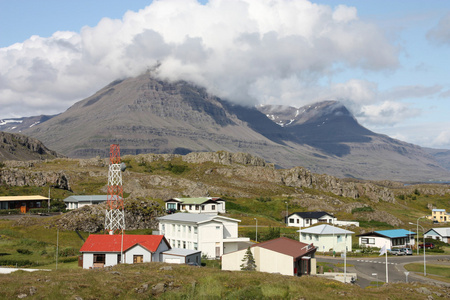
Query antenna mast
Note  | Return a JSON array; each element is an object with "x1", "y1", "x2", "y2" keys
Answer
[{"x1": 105, "y1": 144, "x2": 125, "y2": 234}]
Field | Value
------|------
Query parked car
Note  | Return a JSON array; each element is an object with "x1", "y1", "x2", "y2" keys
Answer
[
  {"x1": 400, "y1": 248, "x2": 413, "y2": 255},
  {"x1": 389, "y1": 249, "x2": 406, "y2": 256},
  {"x1": 418, "y1": 243, "x2": 435, "y2": 249}
]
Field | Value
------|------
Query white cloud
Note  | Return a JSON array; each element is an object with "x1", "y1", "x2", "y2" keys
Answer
[
  {"x1": 427, "y1": 12, "x2": 450, "y2": 46},
  {"x1": 0, "y1": 0, "x2": 400, "y2": 119},
  {"x1": 357, "y1": 101, "x2": 420, "y2": 127}
]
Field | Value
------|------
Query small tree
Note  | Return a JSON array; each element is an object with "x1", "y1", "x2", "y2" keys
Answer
[{"x1": 240, "y1": 247, "x2": 257, "y2": 271}]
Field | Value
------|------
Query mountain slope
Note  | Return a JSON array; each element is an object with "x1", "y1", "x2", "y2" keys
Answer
[
  {"x1": 257, "y1": 102, "x2": 450, "y2": 180},
  {"x1": 0, "y1": 131, "x2": 61, "y2": 161},
  {"x1": 22, "y1": 74, "x2": 450, "y2": 181}
]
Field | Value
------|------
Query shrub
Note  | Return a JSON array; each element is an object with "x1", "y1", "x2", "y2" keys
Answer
[
  {"x1": 351, "y1": 206, "x2": 374, "y2": 214},
  {"x1": 397, "y1": 195, "x2": 405, "y2": 200},
  {"x1": 166, "y1": 163, "x2": 189, "y2": 174},
  {"x1": 16, "y1": 248, "x2": 33, "y2": 255},
  {"x1": 0, "y1": 209, "x2": 20, "y2": 215}
]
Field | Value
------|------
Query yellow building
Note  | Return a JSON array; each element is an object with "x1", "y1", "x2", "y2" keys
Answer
[{"x1": 428, "y1": 209, "x2": 449, "y2": 223}]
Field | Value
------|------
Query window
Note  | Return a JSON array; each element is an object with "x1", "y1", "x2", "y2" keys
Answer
[
  {"x1": 194, "y1": 227, "x2": 198, "y2": 234},
  {"x1": 296, "y1": 219, "x2": 299, "y2": 224},
  {"x1": 337, "y1": 235, "x2": 342, "y2": 243},
  {"x1": 212, "y1": 205, "x2": 216, "y2": 210},
  {"x1": 216, "y1": 226, "x2": 220, "y2": 229},
  {"x1": 167, "y1": 203, "x2": 176, "y2": 209},
  {"x1": 94, "y1": 254, "x2": 105, "y2": 264},
  {"x1": 308, "y1": 234, "x2": 312, "y2": 240},
  {"x1": 361, "y1": 238, "x2": 375, "y2": 245},
  {"x1": 289, "y1": 218, "x2": 294, "y2": 223},
  {"x1": 189, "y1": 205, "x2": 193, "y2": 210},
  {"x1": 315, "y1": 235, "x2": 319, "y2": 241},
  {"x1": 117, "y1": 254, "x2": 121, "y2": 264},
  {"x1": 177, "y1": 225, "x2": 180, "y2": 232},
  {"x1": 196, "y1": 205, "x2": 199, "y2": 210},
  {"x1": 183, "y1": 241, "x2": 186, "y2": 249},
  {"x1": 183, "y1": 225, "x2": 186, "y2": 233},
  {"x1": 194, "y1": 242, "x2": 198, "y2": 250},
  {"x1": 177, "y1": 240, "x2": 181, "y2": 248},
  {"x1": 188, "y1": 226, "x2": 192, "y2": 233},
  {"x1": 133, "y1": 255, "x2": 143, "y2": 263},
  {"x1": 201, "y1": 205, "x2": 205, "y2": 210}
]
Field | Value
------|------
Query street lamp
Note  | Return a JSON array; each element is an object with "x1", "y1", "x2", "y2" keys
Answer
[
  {"x1": 409, "y1": 221, "x2": 426, "y2": 276},
  {"x1": 285, "y1": 201, "x2": 288, "y2": 225},
  {"x1": 412, "y1": 217, "x2": 425, "y2": 255},
  {"x1": 254, "y1": 218, "x2": 258, "y2": 242}
]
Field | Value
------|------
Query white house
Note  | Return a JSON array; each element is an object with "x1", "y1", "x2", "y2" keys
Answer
[
  {"x1": 287, "y1": 211, "x2": 336, "y2": 227},
  {"x1": 158, "y1": 213, "x2": 251, "y2": 259},
  {"x1": 357, "y1": 229, "x2": 416, "y2": 249},
  {"x1": 221, "y1": 237, "x2": 317, "y2": 276},
  {"x1": 424, "y1": 227, "x2": 450, "y2": 243},
  {"x1": 164, "y1": 197, "x2": 226, "y2": 214},
  {"x1": 161, "y1": 248, "x2": 202, "y2": 264},
  {"x1": 298, "y1": 224, "x2": 354, "y2": 253},
  {"x1": 79, "y1": 234, "x2": 170, "y2": 269},
  {"x1": 64, "y1": 195, "x2": 109, "y2": 210}
]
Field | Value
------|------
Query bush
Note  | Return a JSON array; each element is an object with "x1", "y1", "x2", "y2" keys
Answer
[
  {"x1": 351, "y1": 206, "x2": 374, "y2": 214},
  {"x1": 0, "y1": 209, "x2": 20, "y2": 215},
  {"x1": 16, "y1": 248, "x2": 33, "y2": 255},
  {"x1": 0, "y1": 258, "x2": 37, "y2": 267},
  {"x1": 166, "y1": 163, "x2": 189, "y2": 174},
  {"x1": 397, "y1": 195, "x2": 405, "y2": 200}
]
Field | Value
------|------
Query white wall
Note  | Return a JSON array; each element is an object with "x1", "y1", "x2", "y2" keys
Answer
[
  {"x1": 105, "y1": 253, "x2": 119, "y2": 267},
  {"x1": 153, "y1": 240, "x2": 170, "y2": 262},
  {"x1": 125, "y1": 245, "x2": 152, "y2": 264},
  {"x1": 83, "y1": 253, "x2": 94, "y2": 269},
  {"x1": 257, "y1": 247, "x2": 293, "y2": 276},
  {"x1": 300, "y1": 233, "x2": 352, "y2": 253},
  {"x1": 221, "y1": 248, "x2": 247, "y2": 271}
]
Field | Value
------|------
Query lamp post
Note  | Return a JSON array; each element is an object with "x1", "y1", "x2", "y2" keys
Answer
[
  {"x1": 412, "y1": 217, "x2": 425, "y2": 255},
  {"x1": 285, "y1": 201, "x2": 288, "y2": 225},
  {"x1": 254, "y1": 218, "x2": 258, "y2": 242},
  {"x1": 410, "y1": 221, "x2": 426, "y2": 276}
]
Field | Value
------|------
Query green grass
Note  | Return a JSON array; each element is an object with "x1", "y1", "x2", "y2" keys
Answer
[
  {"x1": 404, "y1": 263, "x2": 450, "y2": 282},
  {"x1": 0, "y1": 262, "x2": 445, "y2": 299}
]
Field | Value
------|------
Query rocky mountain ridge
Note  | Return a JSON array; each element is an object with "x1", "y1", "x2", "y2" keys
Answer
[{"x1": 7, "y1": 73, "x2": 450, "y2": 182}]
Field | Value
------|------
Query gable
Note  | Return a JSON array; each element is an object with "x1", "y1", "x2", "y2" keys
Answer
[{"x1": 80, "y1": 235, "x2": 167, "y2": 253}]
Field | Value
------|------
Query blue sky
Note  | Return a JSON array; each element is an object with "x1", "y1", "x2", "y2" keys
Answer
[{"x1": 1, "y1": 0, "x2": 450, "y2": 150}]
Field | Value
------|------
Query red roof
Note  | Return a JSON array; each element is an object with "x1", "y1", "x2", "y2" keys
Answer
[
  {"x1": 80, "y1": 235, "x2": 168, "y2": 253},
  {"x1": 252, "y1": 237, "x2": 316, "y2": 259}
]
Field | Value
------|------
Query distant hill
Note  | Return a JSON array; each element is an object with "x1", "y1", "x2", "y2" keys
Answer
[
  {"x1": 0, "y1": 131, "x2": 61, "y2": 161},
  {"x1": 0, "y1": 115, "x2": 57, "y2": 133},
  {"x1": 18, "y1": 73, "x2": 450, "y2": 182}
]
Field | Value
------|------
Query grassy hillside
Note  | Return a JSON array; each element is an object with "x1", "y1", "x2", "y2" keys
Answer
[{"x1": 1, "y1": 260, "x2": 448, "y2": 299}]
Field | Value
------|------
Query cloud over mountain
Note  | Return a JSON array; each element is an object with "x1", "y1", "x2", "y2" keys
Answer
[{"x1": 0, "y1": 0, "x2": 400, "y2": 121}]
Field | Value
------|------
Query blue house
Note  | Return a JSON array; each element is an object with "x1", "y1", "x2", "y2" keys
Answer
[{"x1": 357, "y1": 229, "x2": 416, "y2": 249}]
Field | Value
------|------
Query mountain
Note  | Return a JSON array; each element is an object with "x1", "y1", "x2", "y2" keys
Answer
[
  {"x1": 20, "y1": 73, "x2": 450, "y2": 181},
  {"x1": 0, "y1": 115, "x2": 57, "y2": 133},
  {"x1": 0, "y1": 131, "x2": 61, "y2": 161}
]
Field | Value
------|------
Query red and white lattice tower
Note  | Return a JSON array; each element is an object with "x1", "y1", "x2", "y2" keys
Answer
[{"x1": 105, "y1": 144, "x2": 125, "y2": 234}]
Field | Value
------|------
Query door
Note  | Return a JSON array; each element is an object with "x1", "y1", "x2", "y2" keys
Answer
[{"x1": 133, "y1": 255, "x2": 143, "y2": 263}]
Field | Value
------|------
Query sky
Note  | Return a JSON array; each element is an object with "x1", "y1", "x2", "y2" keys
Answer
[{"x1": 1, "y1": 0, "x2": 450, "y2": 150}]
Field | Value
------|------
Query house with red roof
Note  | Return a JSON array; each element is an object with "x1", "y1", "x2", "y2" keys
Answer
[
  {"x1": 221, "y1": 237, "x2": 317, "y2": 276},
  {"x1": 79, "y1": 234, "x2": 171, "y2": 269}
]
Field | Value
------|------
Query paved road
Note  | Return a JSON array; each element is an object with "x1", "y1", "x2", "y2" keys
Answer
[{"x1": 317, "y1": 254, "x2": 450, "y2": 288}]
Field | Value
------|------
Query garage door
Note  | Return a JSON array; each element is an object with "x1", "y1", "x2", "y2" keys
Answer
[{"x1": 164, "y1": 258, "x2": 182, "y2": 264}]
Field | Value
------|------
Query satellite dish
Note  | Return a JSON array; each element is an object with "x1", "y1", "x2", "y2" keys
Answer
[{"x1": 120, "y1": 162, "x2": 127, "y2": 172}]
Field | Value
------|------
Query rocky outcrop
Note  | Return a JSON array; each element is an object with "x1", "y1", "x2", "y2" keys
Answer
[
  {"x1": 0, "y1": 131, "x2": 61, "y2": 161},
  {"x1": 53, "y1": 198, "x2": 164, "y2": 232},
  {"x1": 0, "y1": 168, "x2": 70, "y2": 190}
]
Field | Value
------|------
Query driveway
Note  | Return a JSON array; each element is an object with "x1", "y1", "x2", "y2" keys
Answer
[{"x1": 317, "y1": 254, "x2": 450, "y2": 288}]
